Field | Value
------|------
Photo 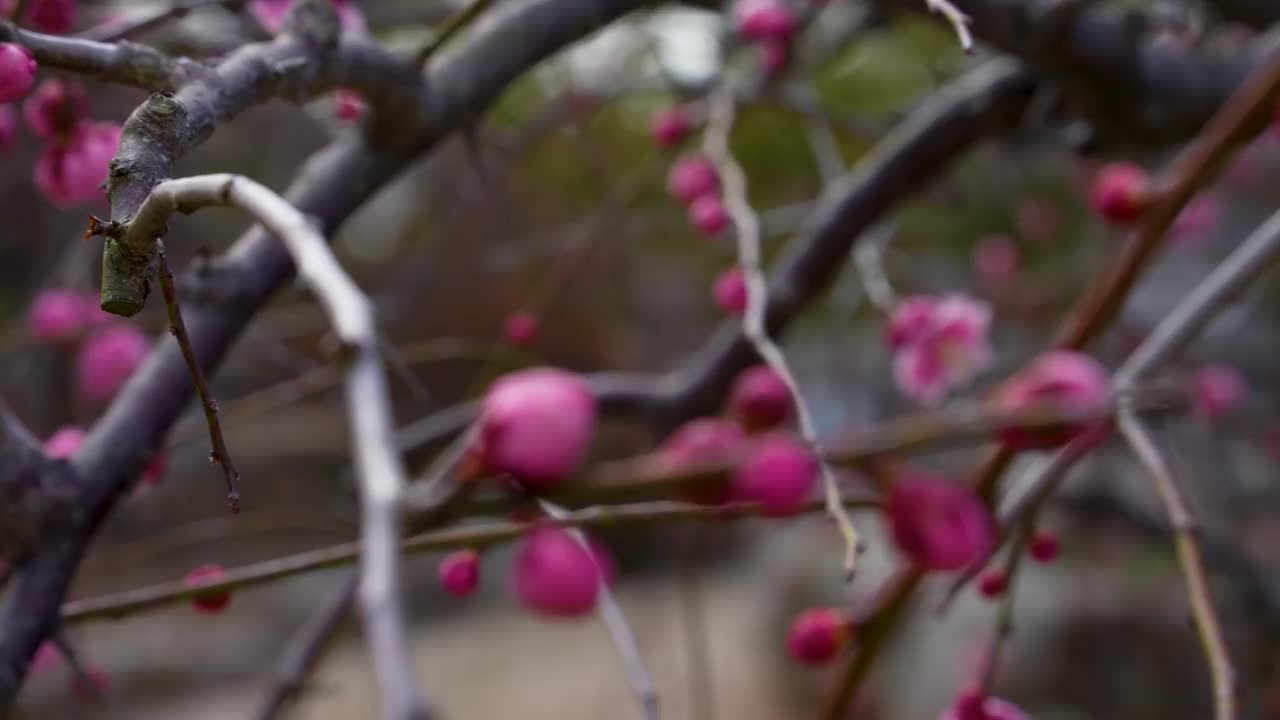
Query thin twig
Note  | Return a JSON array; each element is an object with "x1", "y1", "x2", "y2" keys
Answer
[
  {"x1": 704, "y1": 84, "x2": 862, "y2": 578},
  {"x1": 924, "y1": 0, "x2": 973, "y2": 53},
  {"x1": 414, "y1": 0, "x2": 494, "y2": 67},
  {"x1": 1117, "y1": 412, "x2": 1234, "y2": 720},
  {"x1": 539, "y1": 499, "x2": 658, "y2": 720},
  {"x1": 76, "y1": 0, "x2": 243, "y2": 42},
  {"x1": 853, "y1": 222, "x2": 897, "y2": 312},
  {"x1": 156, "y1": 243, "x2": 242, "y2": 513}
]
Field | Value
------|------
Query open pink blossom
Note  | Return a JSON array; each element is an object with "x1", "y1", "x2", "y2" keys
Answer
[
  {"x1": 667, "y1": 154, "x2": 719, "y2": 204},
  {"x1": 43, "y1": 425, "x2": 84, "y2": 459},
  {"x1": 731, "y1": 434, "x2": 816, "y2": 516},
  {"x1": 939, "y1": 688, "x2": 1028, "y2": 720},
  {"x1": 1193, "y1": 364, "x2": 1244, "y2": 420},
  {"x1": 972, "y1": 235, "x2": 1020, "y2": 284},
  {"x1": 1088, "y1": 162, "x2": 1150, "y2": 225},
  {"x1": 786, "y1": 607, "x2": 849, "y2": 665},
  {"x1": 184, "y1": 564, "x2": 232, "y2": 613},
  {"x1": 23, "y1": 79, "x2": 86, "y2": 140},
  {"x1": 689, "y1": 194, "x2": 729, "y2": 237},
  {"x1": 476, "y1": 367, "x2": 597, "y2": 488},
  {"x1": 502, "y1": 310, "x2": 539, "y2": 346},
  {"x1": 713, "y1": 266, "x2": 747, "y2": 315},
  {"x1": 74, "y1": 323, "x2": 149, "y2": 406},
  {"x1": 994, "y1": 351, "x2": 1110, "y2": 450},
  {"x1": 249, "y1": 0, "x2": 367, "y2": 36},
  {"x1": 0, "y1": 44, "x2": 36, "y2": 104},
  {"x1": 728, "y1": 364, "x2": 793, "y2": 430},
  {"x1": 888, "y1": 295, "x2": 992, "y2": 406},
  {"x1": 27, "y1": 0, "x2": 76, "y2": 34},
  {"x1": 439, "y1": 549, "x2": 481, "y2": 598},
  {"x1": 735, "y1": 0, "x2": 797, "y2": 41},
  {"x1": 26, "y1": 288, "x2": 99, "y2": 342},
  {"x1": 650, "y1": 105, "x2": 691, "y2": 148},
  {"x1": 658, "y1": 417, "x2": 746, "y2": 505},
  {"x1": 35, "y1": 121, "x2": 121, "y2": 207},
  {"x1": 511, "y1": 525, "x2": 602, "y2": 618},
  {"x1": 887, "y1": 471, "x2": 994, "y2": 571}
]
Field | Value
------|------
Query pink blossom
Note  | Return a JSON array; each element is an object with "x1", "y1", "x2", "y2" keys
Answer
[
  {"x1": 332, "y1": 89, "x2": 365, "y2": 121},
  {"x1": 511, "y1": 525, "x2": 602, "y2": 618},
  {"x1": 689, "y1": 194, "x2": 729, "y2": 237},
  {"x1": 786, "y1": 607, "x2": 849, "y2": 665},
  {"x1": 1028, "y1": 530, "x2": 1059, "y2": 563},
  {"x1": 248, "y1": 0, "x2": 367, "y2": 36},
  {"x1": 728, "y1": 364, "x2": 793, "y2": 430},
  {"x1": 994, "y1": 351, "x2": 1110, "y2": 450},
  {"x1": 939, "y1": 689, "x2": 1028, "y2": 720},
  {"x1": 667, "y1": 154, "x2": 719, "y2": 204},
  {"x1": 972, "y1": 235, "x2": 1020, "y2": 284},
  {"x1": 649, "y1": 105, "x2": 691, "y2": 148},
  {"x1": 27, "y1": 0, "x2": 76, "y2": 34},
  {"x1": 735, "y1": 0, "x2": 797, "y2": 41},
  {"x1": 658, "y1": 417, "x2": 746, "y2": 505},
  {"x1": 887, "y1": 471, "x2": 993, "y2": 571},
  {"x1": 502, "y1": 310, "x2": 539, "y2": 346},
  {"x1": 1193, "y1": 364, "x2": 1244, "y2": 420},
  {"x1": 0, "y1": 44, "x2": 36, "y2": 104},
  {"x1": 1013, "y1": 198, "x2": 1060, "y2": 244},
  {"x1": 1088, "y1": 162, "x2": 1150, "y2": 225},
  {"x1": 30, "y1": 642, "x2": 60, "y2": 674},
  {"x1": 759, "y1": 39, "x2": 790, "y2": 77},
  {"x1": 889, "y1": 295, "x2": 992, "y2": 406},
  {"x1": 0, "y1": 104, "x2": 16, "y2": 152},
  {"x1": 439, "y1": 549, "x2": 481, "y2": 598},
  {"x1": 476, "y1": 367, "x2": 597, "y2": 488},
  {"x1": 74, "y1": 323, "x2": 149, "y2": 406},
  {"x1": 731, "y1": 434, "x2": 816, "y2": 516},
  {"x1": 34, "y1": 122, "x2": 121, "y2": 207},
  {"x1": 713, "y1": 266, "x2": 748, "y2": 315},
  {"x1": 184, "y1": 564, "x2": 232, "y2": 613},
  {"x1": 977, "y1": 568, "x2": 1007, "y2": 599},
  {"x1": 1170, "y1": 196, "x2": 1218, "y2": 246},
  {"x1": 43, "y1": 425, "x2": 85, "y2": 459},
  {"x1": 26, "y1": 288, "x2": 100, "y2": 342},
  {"x1": 23, "y1": 80, "x2": 86, "y2": 140}
]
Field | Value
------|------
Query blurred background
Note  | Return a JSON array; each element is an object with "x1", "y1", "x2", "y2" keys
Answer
[{"x1": 5, "y1": 0, "x2": 1280, "y2": 718}]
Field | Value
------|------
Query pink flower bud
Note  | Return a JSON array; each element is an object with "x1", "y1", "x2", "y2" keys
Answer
[
  {"x1": 728, "y1": 364, "x2": 793, "y2": 431},
  {"x1": 1028, "y1": 530, "x2": 1059, "y2": 563},
  {"x1": 759, "y1": 39, "x2": 790, "y2": 77},
  {"x1": 0, "y1": 104, "x2": 16, "y2": 152},
  {"x1": 511, "y1": 525, "x2": 602, "y2": 618},
  {"x1": 332, "y1": 89, "x2": 365, "y2": 121},
  {"x1": 649, "y1": 105, "x2": 691, "y2": 148},
  {"x1": 477, "y1": 367, "x2": 597, "y2": 488},
  {"x1": 713, "y1": 266, "x2": 748, "y2": 315},
  {"x1": 439, "y1": 549, "x2": 481, "y2": 598},
  {"x1": 35, "y1": 121, "x2": 121, "y2": 208},
  {"x1": 977, "y1": 568, "x2": 1007, "y2": 599},
  {"x1": 74, "y1": 323, "x2": 149, "y2": 406},
  {"x1": 667, "y1": 154, "x2": 719, "y2": 204},
  {"x1": 939, "y1": 690, "x2": 1028, "y2": 720},
  {"x1": 28, "y1": 0, "x2": 76, "y2": 34},
  {"x1": 972, "y1": 235, "x2": 1019, "y2": 285},
  {"x1": 502, "y1": 310, "x2": 538, "y2": 346},
  {"x1": 23, "y1": 80, "x2": 87, "y2": 140},
  {"x1": 658, "y1": 417, "x2": 746, "y2": 505},
  {"x1": 735, "y1": 0, "x2": 797, "y2": 41},
  {"x1": 887, "y1": 471, "x2": 993, "y2": 571},
  {"x1": 43, "y1": 425, "x2": 85, "y2": 459},
  {"x1": 30, "y1": 642, "x2": 60, "y2": 674},
  {"x1": 731, "y1": 434, "x2": 816, "y2": 516},
  {"x1": 689, "y1": 194, "x2": 729, "y2": 237},
  {"x1": 26, "y1": 289, "x2": 99, "y2": 343},
  {"x1": 1193, "y1": 364, "x2": 1244, "y2": 420},
  {"x1": 786, "y1": 607, "x2": 849, "y2": 665},
  {"x1": 0, "y1": 44, "x2": 36, "y2": 104},
  {"x1": 994, "y1": 351, "x2": 1110, "y2": 450},
  {"x1": 183, "y1": 564, "x2": 232, "y2": 613},
  {"x1": 889, "y1": 296, "x2": 992, "y2": 406},
  {"x1": 1088, "y1": 162, "x2": 1151, "y2": 225}
]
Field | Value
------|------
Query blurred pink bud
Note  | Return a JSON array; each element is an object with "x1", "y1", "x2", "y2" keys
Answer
[
  {"x1": 659, "y1": 417, "x2": 746, "y2": 505},
  {"x1": 713, "y1": 266, "x2": 747, "y2": 315},
  {"x1": 1193, "y1": 364, "x2": 1244, "y2": 420},
  {"x1": 439, "y1": 549, "x2": 481, "y2": 598},
  {"x1": 649, "y1": 105, "x2": 691, "y2": 148},
  {"x1": 786, "y1": 607, "x2": 849, "y2": 665},
  {"x1": 1170, "y1": 196, "x2": 1219, "y2": 246},
  {"x1": 759, "y1": 39, "x2": 790, "y2": 77},
  {"x1": 939, "y1": 689, "x2": 1028, "y2": 720},
  {"x1": 477, "y1": 367, "x2": 597, "y2": 488},
  {"x1": 887, "y1": 471, "x2": 993, "y2": 571},
  {"x1": 43, "y1": 425, "x2": 85, "y2": 459},
  {"x1": 22, "y1": 79, "x2": 87, "y2": 140},
  {"x1": 0, "y1": 44, "x2": 35, "y2": 104},
  {"x1": 1088, "y1": 162, "x2": 1150, "y2": 225},
  {"x1": 249, "y1": 0, "x2": 367, "y2": 35},
  {"x1": 731, "y1": 434, "x2": 816, "y2": 516},
  {"x1": 34, "y1": 121, "x2": 121, "y2": 207},
  {"x1": 28, "y1": 0, "x2": 76, "y2": 34},
  {"x1": 184, "y1": 563, "x2": 232, "y2": 613},
  {"x1": 512, "y1": 525, "x2": 602, "y2": 618},
  {"x1": 332, "y1": 89, "x2": 365, "y2": 121},
  {"x1": 75, "y1": 323, "x2": 149, "y2": 406},
  {"x1": 1028, "y1": 530, "x2": 1059, "y2": 563},
  {"x1": 26, "y1": 289, "x2": 99, "y2": 343},
  {"x1": 994, "y1": 351, "x2": 1110, "y2": 450},
  {"x1": 977, "y1": 568, "x2": 1007, "y2": 598},
  {"x1": 0, "y1": 104, "x2": 16, "y2": 152},
  {"x1": 728, "y1": 364, "x2": 793, "y2": 431},
  {"x1": 689, "y1": 194, "x2": 729, "y2": 237},
  {"x1": 972, "y1": 235, "x2": 1020, "y2": 284},
  {"x1": 889, "y1": 296, "x2": 992, "y2": 406},
  {"x1": 735, "y1": 0, "x2": 797, "y2": 41},
  {"x1": 667, "y1": 154, "x2": 719, "y2": 204},
  {"x1": 30, "y1": 642, "x2": 60, "y2": 674},
  {"x1": 502, "y1": 310, "x2": 539, "y2": 346},
  {"x1": 1013, "y1": 198, "x2": 1060, "y2": 244}
]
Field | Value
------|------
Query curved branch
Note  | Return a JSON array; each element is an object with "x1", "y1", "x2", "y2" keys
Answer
[{"x1": 0, "y1": 20, "x2": 200, "y2": 91}]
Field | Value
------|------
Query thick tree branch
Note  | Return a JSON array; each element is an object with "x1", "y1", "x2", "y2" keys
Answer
[{"x1": 0, "y1": 20, "x2": 201, "y2": 91}]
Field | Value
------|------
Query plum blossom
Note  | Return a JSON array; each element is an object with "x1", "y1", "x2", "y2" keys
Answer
[
  {"x1": 887, "y1": 295, "x2": 992, "y2": 406},
  {"x1": 74, "y1": 323, "x2": 149, "y2": 406},
  {"x1": 476, "y1": 367, "x2": 597, "y2": 488},
  {"x1": 512, "y1": 525, "x2": 604, "y2": 618},
  {"x1": 0, "y1": 44, "x2": 36, "y2": 104},
  {"x1": 786, "y1": 607, "x2": 849, "y2": 665},
  {"x1": 887, "y1": 471, "x2": 994, "y2": 571},
  {"x1": 34, "y1": 121, "x2": 121, "y2": 207},
  {"x1": 993, "y1": 351, "x2": 1110, "y2": 450}
]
